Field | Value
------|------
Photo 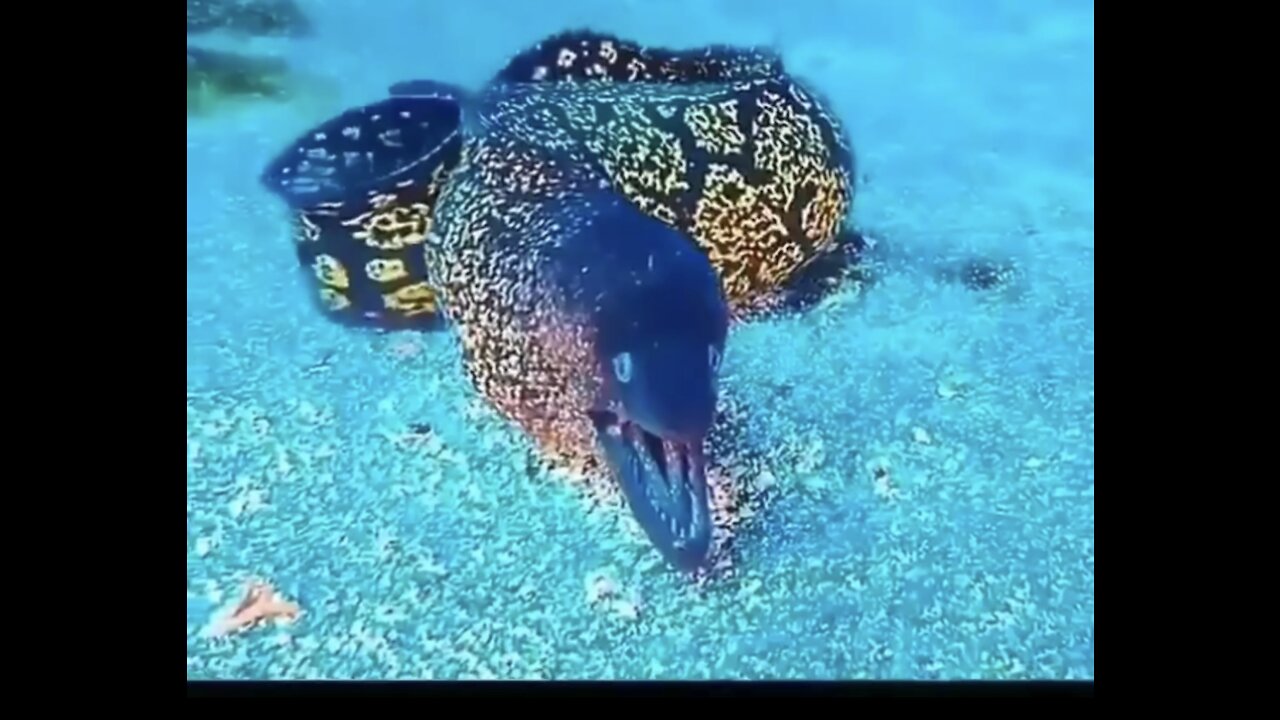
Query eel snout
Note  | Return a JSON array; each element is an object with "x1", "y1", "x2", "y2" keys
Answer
[{"x1": 591, "y1": 410, "x2": 713, "y2": 571}]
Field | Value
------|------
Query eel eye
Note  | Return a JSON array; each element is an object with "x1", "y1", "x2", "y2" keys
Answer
[
  {"x1": 708, "y1": 345, "x2": 721, "y2": 371},
  {"x1": 613, "y1": 351, "x2": 633, "y2": 383}
]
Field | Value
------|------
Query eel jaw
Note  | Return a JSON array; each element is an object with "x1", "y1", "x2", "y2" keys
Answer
[{"x1": 590, "y1": 411, "x2": 713, "y2": 571}]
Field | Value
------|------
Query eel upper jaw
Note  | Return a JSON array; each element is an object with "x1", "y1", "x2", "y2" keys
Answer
[{"x1": 590, "y1": 411, "x2": 713, "y2": 571}]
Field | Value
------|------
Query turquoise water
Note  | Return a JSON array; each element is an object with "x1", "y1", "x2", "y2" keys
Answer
[{"x1": 186, "y1": 0, "x2": 1093, "y2": 680}]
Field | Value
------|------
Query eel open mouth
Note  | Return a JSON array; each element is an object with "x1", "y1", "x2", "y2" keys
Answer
[{"x1": 590, "y1": 411, "x2": 713, "y2": 571}]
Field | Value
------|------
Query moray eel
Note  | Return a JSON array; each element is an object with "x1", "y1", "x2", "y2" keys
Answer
[{"x1": 261, "y1": 30, "x2": 857, "y2": 571}]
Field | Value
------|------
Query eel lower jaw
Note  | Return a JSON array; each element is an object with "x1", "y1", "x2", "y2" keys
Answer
[{"x1": 590, "y1": 411, "x2": 714, "y2": 572}]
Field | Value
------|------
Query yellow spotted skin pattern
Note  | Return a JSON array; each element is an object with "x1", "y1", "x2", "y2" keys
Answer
[
  {"x1": 421, "y1": 60, "x2": 854, "y2": 554},
  {"x1": 473, "y1": 76, "x2": 855, "y2": 313},
  {"x1": 260, "y1": 91, "x2": 464, "y2": 329},
  {"x1": 426, "y1": 144, "x2": 732, "y2": 563},
  {"x1": 262, "y1": 31, "x2": 857, "y2": 571},
  {"x1": 264, "y1": 32, "x2": 853, "y2": 331},
  {"x1": 494, "y1": 28, "x2": 784, "y2": 85},
  {"x1": 292, "y1": 169, "x2": 452, "y2": 325},
  {"x1": 425, "y1": 131, "x2": 609, "y2": 480}
]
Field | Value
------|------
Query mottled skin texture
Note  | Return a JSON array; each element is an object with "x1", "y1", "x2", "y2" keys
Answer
[
  {"x1": 423, "y1": 116, "x2": 732, "y2": 567},
  {"x1": 421, "y1": 70, "x2": 854, "y2": 567},
  {"x1": 485, "y1": 30, "x2": 857, "y2": 317},
  {"x1": 265, "y1": 31, "x2": 855, "y2": 330},
  {"x1": 468, "y1": 76, "x2": 854, "y2": 316},
  {"x1": 261, "y1": 30, "x2": 859, "y2": 572},
  {"x1": 261, "y1": 91, "x2": 463, "y2": 329},
  {"x1": 492, "y1": 29, "x2": 783, "y2": 85}
]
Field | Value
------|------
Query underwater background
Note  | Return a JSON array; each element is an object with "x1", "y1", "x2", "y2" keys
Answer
[{"x1": 186, "y1": 0, "x2": 1094, "y2": 680}]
